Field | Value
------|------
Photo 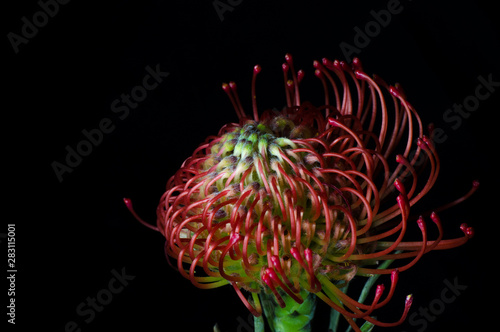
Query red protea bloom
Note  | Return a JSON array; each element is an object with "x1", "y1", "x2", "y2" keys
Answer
[{"x1": 125, "y1": 54, "x2": 477, "y2": 331}]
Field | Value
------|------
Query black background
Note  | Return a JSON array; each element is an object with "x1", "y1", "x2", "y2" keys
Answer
[{"x1": 5, "y1": 0, "x2": 500, "y2": 331}]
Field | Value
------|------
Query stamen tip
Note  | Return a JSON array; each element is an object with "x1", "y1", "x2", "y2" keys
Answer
[
  {"x1": 389, "y1": 85, "x2": 402, "y2": 98},
  {"x1": 394, "y1": 178, "x2": 406, "y2": 194},
  {"x1": 460, "y1": 223, "x2": 474, "y2": 238},
  {"x1": 322, "y1": 58, "x2": 334, "y2": 69},
  {"x1": 405, "y1": 294, "x2": 414, "y2": 307},
  {"x1": 354, "y1": 70, "x2": 366, "y2": 80},
  {"x1": 422, "y1": 135, "x2": 433, "y2": 147},
  {"x1": 351, "y1": 57, "x2": 363, "y2": 71},
  {"x1": 376, "y1": 284, "x2": 385, "y2": 296},
  {"x1": 327, "y1": 117, "x2": 339, "y2": 127},
  {"x1": 297, "y1": 69, "x2": 305, "y2": 82},
  {"x1": 123, "y1": 197, "x2": 132, "y2": 208},
  {"x1": 416, "y1": 216, "x2": 426, "y2": 231},
  {"x1": 430, "y1": 212, "x2": 441, "y2": 225},
  {"x1": 391, "y1": 269, "x2": 399, "y2": 283}
]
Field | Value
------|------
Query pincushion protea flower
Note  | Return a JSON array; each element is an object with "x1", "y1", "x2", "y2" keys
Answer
[{"x1": 124, "y1": 54, "x2": 477, "y2": 331}]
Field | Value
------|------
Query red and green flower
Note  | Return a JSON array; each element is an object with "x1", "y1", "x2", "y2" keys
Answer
[{"x1": 125, "y1": 54, "x2": 476, "y2": 331}]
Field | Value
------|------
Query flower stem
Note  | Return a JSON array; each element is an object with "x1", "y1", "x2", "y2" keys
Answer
[{"x1": 259, "y1": 289, "x2": 317, "y2": 332}]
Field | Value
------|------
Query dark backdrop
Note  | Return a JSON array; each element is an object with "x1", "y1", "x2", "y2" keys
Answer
[{"x1": 5, "y1": 0, "x2": 499, "y2": 331}]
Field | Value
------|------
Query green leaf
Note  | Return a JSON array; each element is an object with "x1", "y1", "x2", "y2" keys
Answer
[{"x1": 359, "y1": 321, "x2": 375, "y2": 332}]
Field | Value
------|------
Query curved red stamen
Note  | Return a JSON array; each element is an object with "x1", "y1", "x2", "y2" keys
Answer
[
  {"x1": 431, "y1": 180, "x2": 480, "y2": 214},
  {"x1": 252, "y1": 65, "x2": 261, "y2": 122},
  {"x1": 304, "y1": 248, "x2": 322, "y2": 292},
  {"x1": 267, "y1": 268, "x2": 303, "y2": 303},
  {"x1": 218, "y1": 233, "x2": 245, "y2": 282},
  {"x1": 123, "y1": 198, "x2": 159, "y2": 232},
  {"x1": 364, "y1": 294, "x2": 413, "y2": 327},
  {"x1": 270, "y1": 255, "x2": 297, "y2": 293},
  {"x1": 222, "y1": 82, "x2": 246, "y2": 121},
  {"x1": 231, "y1": 281, "x2": 262, "y2": 316},
  {"x1": 262, "y1": 269, "x2": 286, "y2": 308},
  {"x1": 290, "y1": 246, "x2": 307, "y2": 272}
]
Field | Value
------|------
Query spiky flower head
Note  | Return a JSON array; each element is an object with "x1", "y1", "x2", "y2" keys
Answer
[{"x1": 125, "y1": 54, "x2": 477, "y2": 330}]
